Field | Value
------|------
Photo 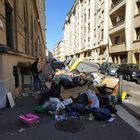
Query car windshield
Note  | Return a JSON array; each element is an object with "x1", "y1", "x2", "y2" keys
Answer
[
  {"x1": 110, "y1": 63, "x2": 118, "y2": 68},
  {"x1": 68, "y1": 58, "x2": 76, "y2": 66},
  {"x1": 129, "y1": 64, "x2": 139, "y2": 70}
]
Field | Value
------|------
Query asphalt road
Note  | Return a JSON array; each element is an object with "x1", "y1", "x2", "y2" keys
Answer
[{"x1": 0, "y1": 91, "x2": 140, "y2": 140}]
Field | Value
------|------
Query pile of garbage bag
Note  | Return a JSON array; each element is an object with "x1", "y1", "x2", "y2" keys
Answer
[{"x1": 35, "y1": 72, "x2": 118, "y2": 122}]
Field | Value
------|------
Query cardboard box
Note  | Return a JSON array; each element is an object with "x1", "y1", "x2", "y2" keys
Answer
[
  {"x1": 96, "y1": 77, "x2": 119, "y2": 95},
  {"x1": 101, "y1": 77, "x2": 119, "y2": 89},
  {"x1": 61, "y1": 85, "x2": 88, "y2": 99}
]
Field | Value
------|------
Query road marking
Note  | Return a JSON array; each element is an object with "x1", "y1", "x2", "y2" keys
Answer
[{"x1": 116, "y1": 105, "x2": 140, "y2": 133}]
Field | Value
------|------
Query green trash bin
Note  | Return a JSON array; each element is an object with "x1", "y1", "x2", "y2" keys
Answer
[{"x1": 34, "y1": 106, "x2": 45, "y2": 114}]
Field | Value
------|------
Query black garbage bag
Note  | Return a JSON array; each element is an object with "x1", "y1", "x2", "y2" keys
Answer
[
  {"x1": 96, "y1": 94, "x2": 117, "y2": 114},
  {"x1": 92, "y1": 108, "x2": 112, "y2": 121},
  {"x1": 71, "y1": 103, "x2": 90, "y2": 115},
  {"x1": 38, "y1": 93, "x2": 49, "y2": 106},
  {"x1": 97, "y1": 95, "x2": 109, "y2": 106},
  {"x1": 74, "y1": 93, "x2": 88, "y2": 106},
  {"x1": 59, "y1": 77, "x2": 75, "y2": 89},
  {"x1": 72, "y1": 76, "x2": 88, "y2": 86},
  {"x1": 103, "y1": 104, "x2": 117, "y2": 114},
  {"x1": 48, "y1": 81, "x2": 61, "y2": 99}
]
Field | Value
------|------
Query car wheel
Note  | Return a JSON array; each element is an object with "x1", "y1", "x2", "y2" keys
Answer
[
  {"x1": 115, "y1": 73, "x2": 118, "y2": 78},
  {"x1": 105, "y1": 72, "x2": 108, "y2": 76},
  {"x1": 126, "y1": 75, "x2": 131, "y2": 81},
  {"x1": 137, "y1": 79, "x2": 140, "y2": 85}
]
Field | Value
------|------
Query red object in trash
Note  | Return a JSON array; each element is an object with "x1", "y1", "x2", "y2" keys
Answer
[{"x1": 88, "y1": 99, "x2": 93, "y2": 105}]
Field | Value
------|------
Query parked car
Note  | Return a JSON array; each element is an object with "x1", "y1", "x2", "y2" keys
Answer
[
  {"x1": 51, "y1": 61, "x2": 65, "y2": 70},
  {"x1": 115, "y1": 63, "x2": 140, "y2": 83},
  {"x1": 99, "y1": 62, "x2": 119, "y2": 76}
]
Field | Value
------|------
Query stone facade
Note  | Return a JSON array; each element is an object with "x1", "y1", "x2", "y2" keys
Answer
[{"x1": 0, "y1": 0, "x2": 46, "y2": 97}]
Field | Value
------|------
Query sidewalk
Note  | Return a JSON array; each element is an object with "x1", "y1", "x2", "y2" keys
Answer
[{"x1": 0, "y1": 94, "x2": 140, "y2": 140}]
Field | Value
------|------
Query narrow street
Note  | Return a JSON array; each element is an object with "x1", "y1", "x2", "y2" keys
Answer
[
  {"x1": 0, "y1": 0, "x2": 140, "y2": 139},
  {"x1": 0, "y1": 79, "x2": 140, "y2": 140}
]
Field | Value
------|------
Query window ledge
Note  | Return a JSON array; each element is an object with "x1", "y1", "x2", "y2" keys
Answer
[
  {"x1": 133, "y1": 39, "x2": 140, "y2": 43},
  {"x1": 134, "y1": 13, "x2": 140, "y2": 18}
]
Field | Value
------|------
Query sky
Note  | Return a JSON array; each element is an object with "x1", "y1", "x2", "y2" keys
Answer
[{"x1": 45, "y1": 0, "x2": 74, "y2": 52}]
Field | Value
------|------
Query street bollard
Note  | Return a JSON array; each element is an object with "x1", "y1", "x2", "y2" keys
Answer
[{"x1": 117, "y1": 75, "x2": 123, "y2": 103}]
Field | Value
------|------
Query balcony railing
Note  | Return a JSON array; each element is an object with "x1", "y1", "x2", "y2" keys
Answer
[
  {"x1": 109, "y1": 18, "x2": 125, "y2": 30},
  {"x1": 111, "y1": 0, "x2": 124, "y2": 9}
]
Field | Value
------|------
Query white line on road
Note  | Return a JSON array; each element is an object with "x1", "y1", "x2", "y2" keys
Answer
[{"x1": 116, "y1": 105, "x2": 140, "y2": 133}]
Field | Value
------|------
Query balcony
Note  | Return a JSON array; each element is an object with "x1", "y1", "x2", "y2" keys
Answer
[
  {"x1": 109, "y1": 43, "x2": 126, "y2": 53},
  {"x1": 109, "y1": 19, "x2": 125, "y2": 34},
  {"x1": 135, "y1": 0, "x2": 140, "y2": 16},
  {"x1": 132, "y1": 39, "x2": 140, "y2": 50},
  {"x1": 134, "y1": 14, "x2": 140, "y2": 28},
  {"x1": 110, "y1": 0, "x2": 125, "y2": 15},
  {"x1": 111, "y1": 0, "x2": 124, "y2": 8}
]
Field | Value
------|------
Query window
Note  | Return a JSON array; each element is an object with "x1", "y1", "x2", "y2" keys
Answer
[
  {"x1": 136, "y1": 27, "x2": 140, "y2": 40},
  {"x1": 88, "y1": 23, "x2": 90, "y2": 33},
  {"x1": 13, "y1": 66, "x2": 19, "y2": 88},
  {"x1": 137, "y1": 2, "x2": 140, "y2": 13},
  {"x1": 115, "y1": 36, "x2": 120, "y2": 44},
  {"x1": 30, "y1": 15, "x2": 33, "y2": 38},
  {"x1": 101, "y1": 29, "x2": 103, "y2": 40},
  {"x1": 88, "y1": 37, "x2": 90, "y2": 42},
  {"x1": 88, "y1": 9, "x2": 90, "y2": 19},
  {"x1": 84, "y1": 14, "x2": 86, "y2": 22},
  {"x1": 84, "y1": 27, "x2": 86, "y2": 34},
  {"x1": 101, "y1": 10, "x2": 104, "y2": 22},
  {"x1": 5, "y1": 4, "x2": 13, "y2": 48}
]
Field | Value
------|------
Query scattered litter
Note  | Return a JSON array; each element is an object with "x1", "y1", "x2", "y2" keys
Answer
[
  {"x1": 6, "y1": 92, "x2": 15, "y2": 108},
  {"x1": 22, "y1": 93, "x2": 29, "y2": 97},
  {"x1": 18, "y1": 128, "x2": 26, "y2": 133},
  {"x1": 107, "y1": 117, "x2": 115, "y2": 123},
  {"x1": 102, "y1": 124, "x2": 106, "y2": 127},
  {"x1": 123, "y1": 99, "x2": 129, "y2": 103},
  {"x1": 19, "y1": 113, "x2": 39, "y2": 127},
  {"x1": 89, "y1": 113, "x2": 94, "y2": 121},
  {"x1": 55, "y1": 114, "x2": 66, "y2": 121},
  {"x1": 111, "y1": 114, "x2": 115, "y2": 117},
  {"x1": 62, "y1": 98, "x2": 73, "y2": 106}
]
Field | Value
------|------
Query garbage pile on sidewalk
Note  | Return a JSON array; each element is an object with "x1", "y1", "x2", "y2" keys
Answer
[{"x1": 31, "y1": 70, "x2": 122, "y2": 123}]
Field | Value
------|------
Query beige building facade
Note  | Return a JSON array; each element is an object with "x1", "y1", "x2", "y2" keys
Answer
[
  {"x1": 52, "y1": 41, "x2": 65, "y2": 61},
  {"x1": 63, "y1": 0, "x2": 109, "y2": 64},
  {"x1": 63, "y1": 0, "x2": 140, "y2": 66},
  {"x1": 0, "y1": 0, "x2": 46, "y2": 97},
  {"x1": 109, "y1": 0, "x2": 140, "y2": 65}
]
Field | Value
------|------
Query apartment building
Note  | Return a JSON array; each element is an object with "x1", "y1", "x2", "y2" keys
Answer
[
  {"x1": 63, "y1": 0, "x2": 109, "y2": 63},
  {"x1": 52, "y1": 41, "x2": 65, "y2": 61},
  {"x1": 63, "y1": 0, "x2": 140, "y2": 65},
  {"x1": 0, "y1": 0, "x2": 46, "y2": 97},
  {"x1": 130, "y1": 0, "x2": 140, "y2": 65},
  {"x1": 109, "y1": 0, "x2": 140, "y2": 65}
]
